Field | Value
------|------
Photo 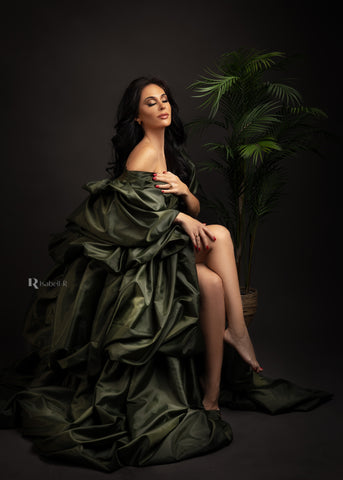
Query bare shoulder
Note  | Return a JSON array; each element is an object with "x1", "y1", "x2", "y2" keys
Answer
[{"x1": 126, "y1": 142, "x2": 159, "y2": 172}]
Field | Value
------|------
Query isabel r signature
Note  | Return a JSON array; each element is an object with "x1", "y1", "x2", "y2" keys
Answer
[{"x1": 28, "y1": 278, "x2": 68, "y2": 289}]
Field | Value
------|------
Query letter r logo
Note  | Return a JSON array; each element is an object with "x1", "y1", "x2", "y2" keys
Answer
[{"x1": 28, "y1": 277, "x2": 39, "y2": 289}]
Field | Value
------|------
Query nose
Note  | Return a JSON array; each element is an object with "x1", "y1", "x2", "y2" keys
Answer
[{"x1": 158, "y1": 100, "x2": 166, "y2": 110}]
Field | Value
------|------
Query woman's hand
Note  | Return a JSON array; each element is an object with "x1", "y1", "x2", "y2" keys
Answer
[
  {"x1": 174, "y1": 212, "x2": 216, "y2": 252},
  {"x1": 153, "y1": 171, "x2": 189, "y2": 196},
  {"x1": 153, "y1": 171, "x2": 200, "y2": 218}
]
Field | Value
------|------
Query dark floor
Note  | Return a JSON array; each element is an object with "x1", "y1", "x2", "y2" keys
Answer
[{"x1": 1, "y1": 335, "x2": 342, "y2": 480}]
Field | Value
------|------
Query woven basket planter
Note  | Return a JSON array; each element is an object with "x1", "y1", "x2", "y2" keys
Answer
[{"x1": 240, "y1": 287, "x2": 258, "y2": 326}]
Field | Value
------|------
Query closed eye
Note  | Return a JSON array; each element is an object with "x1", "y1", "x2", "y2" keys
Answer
[{"x1": 145, "y1": 94, "x2": 169, "y2": 107}]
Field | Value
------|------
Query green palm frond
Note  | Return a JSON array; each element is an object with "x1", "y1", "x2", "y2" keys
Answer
[
  {"x1": 203, "y1": 142, "x2": 235, "y2": 160},
  {"x1": 219, "y1": 49, "x2": 285, "y2": 75},
  {"x1": 288, "y1": 106, "x2": 328, "y2": 118},
  {"x1": 251, "y1": 173, "x2": 285, "y2": 218},
  {"x1": 189, "y1": 70, "x2": 239, "y2": 118},
  {"x1": 235, "y1": 101, "x2": 281, "y2": 139},
  {"x1": 238, "y1": 138, "x2": 282, "y2": 164},
  {"x1": 244, "y1": 158, "x2": 285, "y2": 219},
  {"x1": 265, "y1": 82, "x2": 303, "y2": 105},
  {"x1": 243, "y1": 51, "x2": 285, "y2": 74}
]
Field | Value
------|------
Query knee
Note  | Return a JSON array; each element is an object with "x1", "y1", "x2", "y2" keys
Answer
[
  {"x1": 208, "y1": 271, "x2": 223, "y2": 293},
  {"x1": 209, "y1": 224, "x2": 232, "y2": 244},
  {"x1": 198, "y1": 267, "x2": 224, "y2": 296}
]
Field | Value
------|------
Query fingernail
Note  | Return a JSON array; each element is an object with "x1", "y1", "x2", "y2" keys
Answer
[
  {"x1": 206, "y1": 245, "x2": 209, "y2": 250},
  {"x1": 154, "y1": 185, "x2": 159, "y2": 188},
  {"x1": 213, "y1": 236, "x2": 216, "y2": 241}
]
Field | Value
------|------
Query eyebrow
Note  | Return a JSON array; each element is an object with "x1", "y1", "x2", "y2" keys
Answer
[{"x1": 143, "y1": 93, "x2": 167, "y2": 102}]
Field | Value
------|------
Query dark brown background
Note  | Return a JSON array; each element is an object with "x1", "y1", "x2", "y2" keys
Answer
[{"x1": 1, "y1": 1, "x2": 342, "y2": 478}]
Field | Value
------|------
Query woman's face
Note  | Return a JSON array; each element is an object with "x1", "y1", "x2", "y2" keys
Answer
[{"x1": 135, "y1": 83, "x2": 172, "y2": 130}]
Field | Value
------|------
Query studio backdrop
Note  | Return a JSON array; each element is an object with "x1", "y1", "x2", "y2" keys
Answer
[{"x1": 1, "y1": 0, "x2": 341, "y2": 376}]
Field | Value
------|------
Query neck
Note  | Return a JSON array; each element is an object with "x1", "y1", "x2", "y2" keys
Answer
[{"x1": 143, "y1": 127, "x2": 165, "y2": 155}]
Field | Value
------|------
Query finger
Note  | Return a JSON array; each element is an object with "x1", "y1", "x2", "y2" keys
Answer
[
  {"x1": 152, "y1": 174, "x2": 163, "y2": 182},
  {"x1": 161, "y1": 172, "x2": 177, "y2": 182},
  {"x1": 194, "y1": 232, "x2": 202, "y2": 251},
  {"x1": 153, "y1": 171, "x2": 170, "y2": 177},
  {"x1": 202, "y1": 226, "x2": 216, "y2": 242},
  {"x1": 159, "y1": 183, "x2": 180, "y2": 195},
  {"x1": 154, "y1": 183, "x2": 171, "y2": 190},
  {"x1": 195, "y1": 226, "x2": 215, "y2": 248},
  {"x1": 152, "y1": 172, "x2": 169, "y2": 181},
  {"x1": 198, "y1": 229, "x2": 209, "y2": 250}
]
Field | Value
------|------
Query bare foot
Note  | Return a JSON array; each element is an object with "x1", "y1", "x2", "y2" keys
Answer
[{"x1": 224, "y1": 327, "x2": 263, "y2": 373}]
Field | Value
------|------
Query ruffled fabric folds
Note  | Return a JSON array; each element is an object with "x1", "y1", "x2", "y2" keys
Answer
[{"x1": 0, "y1": 163, "x2": 332, "y2": 471}]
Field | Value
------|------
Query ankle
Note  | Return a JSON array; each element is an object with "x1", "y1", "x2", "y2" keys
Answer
[
  {"x1": 225, "y1": 324, "x2": 248, "y2": 339},
  {"x1": 202, "y1": 397, "x2": 220, "y2": 411}
]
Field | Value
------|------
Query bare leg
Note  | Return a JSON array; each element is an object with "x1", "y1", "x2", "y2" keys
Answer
[
  {"x1": 196, "y1": 225, "x2": 262, "y2": 373},
  {"x1": 196, "y1": 263, "x2": 225, "y2": 410}
]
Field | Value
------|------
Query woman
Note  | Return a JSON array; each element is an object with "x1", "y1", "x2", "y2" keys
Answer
[
  {"x1": 0, "y1": 77, "x2": 331, "y2": 472},
  {"x1": 111, "y1": 77, "x2": 262, "y2": 413}
]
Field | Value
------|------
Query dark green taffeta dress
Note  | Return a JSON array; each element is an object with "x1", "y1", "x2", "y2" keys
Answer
[{"x1": 0, "y1": 161, "x2": 331, "y2": 472}]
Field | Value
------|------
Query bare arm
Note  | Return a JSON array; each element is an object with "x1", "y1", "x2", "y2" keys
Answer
[{"x1": 179, "y1": 188, "x2": 200, "y2": 218}]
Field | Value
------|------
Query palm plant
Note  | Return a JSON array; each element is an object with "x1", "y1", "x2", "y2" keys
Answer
[{"x1": 188, "y1": 49, "x2": 327, "y2": 293}]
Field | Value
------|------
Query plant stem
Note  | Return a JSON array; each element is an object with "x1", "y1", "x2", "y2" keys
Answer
[
  {"x1": 245, "y1": 223, "x2": 258, "y2": 293},
  {"x1": 236, "y1": 192, "x2": 243, "y2": 276},
  {"x1": 236, "y1": 156, "x2": 247, "y2": 283}
]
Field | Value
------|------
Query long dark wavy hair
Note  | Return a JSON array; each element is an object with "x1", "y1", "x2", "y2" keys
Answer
[{"x1": 106, "y1": 77, "x2": 192, "y2": 185}]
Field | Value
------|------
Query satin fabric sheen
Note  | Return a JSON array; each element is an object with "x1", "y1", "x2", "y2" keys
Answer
[{"x1": 0, "y1": 163, "x2": 331, "y2": 471}]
